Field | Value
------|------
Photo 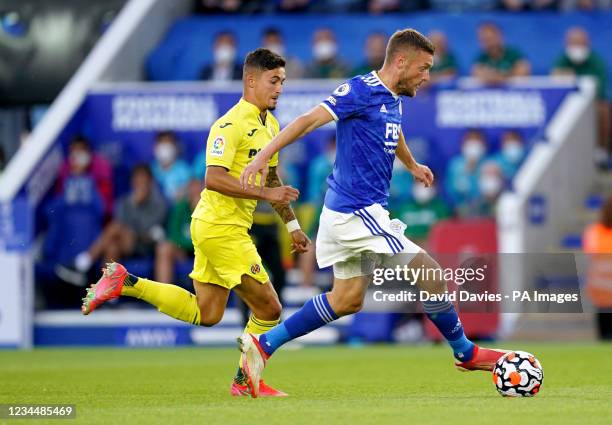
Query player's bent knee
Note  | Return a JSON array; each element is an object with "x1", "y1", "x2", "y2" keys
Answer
[
  {"x1": 199, "y1": 310, "x2": 223, "y2": 327},
  {"x1": 254, "y1": 297, "x2": 282, "y2": 321}
]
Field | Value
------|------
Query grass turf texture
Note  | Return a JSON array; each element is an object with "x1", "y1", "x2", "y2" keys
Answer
[{"x1": 1, "y1": 343, "x2": 611, "y2": 425}]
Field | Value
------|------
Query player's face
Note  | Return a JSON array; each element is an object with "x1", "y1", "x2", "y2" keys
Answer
[
  {"x1": 396, "y1": 49, "x2": 433, "y2": 97},
  {"x1": 254, "y1": 67, "x2": 286, "y2": 111}
]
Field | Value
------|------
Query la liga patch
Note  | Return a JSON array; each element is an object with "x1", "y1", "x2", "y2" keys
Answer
[{"x1": 210, "y1": 136, "x2": 225, "y2": 157}]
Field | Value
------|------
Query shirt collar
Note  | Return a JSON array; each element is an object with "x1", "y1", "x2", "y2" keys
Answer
[
  {"x1": 372, "y1": 71, "x2": 398, "y2": 99},
  {"x1": 239, "y1": 97, "x2": 263, "y2": 115}
]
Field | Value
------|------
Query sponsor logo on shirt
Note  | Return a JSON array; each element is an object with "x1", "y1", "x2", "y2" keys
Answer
[
  {"x1": 210, "y1": 136, "x2": 225, "y2": 157},
  {"x1": 326, "y1": 96, "x2": 337, "y2": 106},
  {"x1": 247, "y1": 128, "x2": 258, "y2": 137}
]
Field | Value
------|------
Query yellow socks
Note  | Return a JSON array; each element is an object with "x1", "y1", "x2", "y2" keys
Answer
[{"x1": 121, "y1": 277, "x2": 201, "y2": 325}]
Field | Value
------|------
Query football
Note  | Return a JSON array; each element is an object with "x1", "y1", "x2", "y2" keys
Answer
[{"x1": 493, "y1": 351, "x2": 543, "y2": 397}]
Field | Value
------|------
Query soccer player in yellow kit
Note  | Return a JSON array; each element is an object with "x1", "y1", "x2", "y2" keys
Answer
[{"x1": 81, "y1": 48, "x2": 310, "y2": 397}]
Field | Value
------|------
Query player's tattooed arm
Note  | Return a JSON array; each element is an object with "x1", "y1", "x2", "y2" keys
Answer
[{"x1": 265, "y1": 166, "x2": 297, "y2": 224}]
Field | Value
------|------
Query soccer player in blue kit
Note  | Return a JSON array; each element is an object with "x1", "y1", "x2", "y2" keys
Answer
[{"x1": 239, "y1": 28, "x2": 509, "y2": 397}]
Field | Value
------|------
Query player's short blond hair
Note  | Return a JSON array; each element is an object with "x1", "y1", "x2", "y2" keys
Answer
[{"x1": 386, "y1": 29, "x2": 435, "y2": 60}]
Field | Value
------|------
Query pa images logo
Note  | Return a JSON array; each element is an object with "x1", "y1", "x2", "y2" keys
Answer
[
  {"x1": 250, "y1": 263, "x2": 261, "y2": 274},
  {"x1": 210, "y1": 136, "x2": 225, "y2": 157}
]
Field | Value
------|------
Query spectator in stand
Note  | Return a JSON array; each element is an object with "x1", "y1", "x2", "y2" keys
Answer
[
  {"x1": 582, "y1": 196, "x2": 612, "y2": 340},
  {"x1": 472, "y1": 22, "x2": 530, "y2": 84},
  {"x1": 552, "y1": 27, "x2": 609, "y2": 168},
  {"x1": 276, "y1": 0, "x2": 311, "y2": 12},
  {"x1": 304, "y1": 29, "x2": 349, "y2": 79},
  {"x1": 57, "y1": 135, "x2": 113, "y2": 217},
  {"x1": 472, "y1": 160, "x2": 505, "y2": 217},
  {"x1": 192, "y1": 149, "x2": 206, "y2": 182},
  {"x1": 500, "y1": 0, "x2": 558, "y2": 11},
  {"x1": 560, "y1": 0, "x2": 612, "y2": 11},
  {"x1": 445, "y1": 129, "x2": 488, "y2": 216},
  {"x1": 69, "y1": 164, "x2": 167, "y2": 277},
  {"x1": 352, "y1": 32, "x2": 387, "y2": 76},
  {"x1": 299, "y1": 136, "x2": 336, "y2": 287},
  {"x1": 389, "y1": 158, "x2": 414, "y2": 210},
  {"x1": 429, "y1": 0, "x2": 497, "y2": 11},
  {"x1": 392, "y1": 181, "x2": 450, "y2": 248},
  {"x1": 193, "y1": 0, "x2": 243, "y2": 13},
  {"x1": 261, "y1": 27, "x2": 304, "y2": 78},
  {"x1": 39, "y1": 163, "x2": 105, "y2": 297},
  {"x1": 200, "y1": 31, "x2": 242, "y2": 82},
  {"x1": 428, "y1": 30, "x2": 458, "y2": 83},
  {"x1": 494, "y1": 130, "x2": 527, "y2": 180},
  {"x1": 155, "y1": 179, "x2": 201, "y2": 284},
  {"x1": 151, "y1": 131, "x2": 192, "y2": 201},
  {"x1": 368, "y1": 0, "x2": 427, "y2": 12}
]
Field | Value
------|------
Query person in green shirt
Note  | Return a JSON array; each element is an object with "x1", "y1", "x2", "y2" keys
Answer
[
  {"x1": 352, "y1": 32, "x2": 387, "y2": 76},
  {"x1": 552, "y1": 26, "x2": 610, "y2": 167},
  {"x1": 154, "y1": 179, "x2": 202, "y2": 283},
  {"x1": 472, "y1": 22, "x2": 530, "y2": 84},
  {"x1": 428, "y1": 31, "x2": 458, "y2": 84},
  {"x1": 391, "y1": 181, "x2": 451, "y2": 249}
]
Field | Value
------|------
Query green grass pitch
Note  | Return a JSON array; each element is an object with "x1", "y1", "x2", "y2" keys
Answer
[{"x1": 1, "y1": 343, "x2": 611, "y2": 425}]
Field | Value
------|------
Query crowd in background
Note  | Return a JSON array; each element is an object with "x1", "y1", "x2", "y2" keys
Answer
[{"x1": 194, "y1": 0, "x2": 612, "y2": 14}]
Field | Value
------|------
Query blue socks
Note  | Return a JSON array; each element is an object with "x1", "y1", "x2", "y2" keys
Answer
[
  {"x1": 423, "y1": 300, "x2": 475, "y2": 362},
  {"x1": 257, "y1": 293, "x2": 473, "y2": 362},
  {"x1": 259, "y1": 293, "x2": 338, "y2": 356}
]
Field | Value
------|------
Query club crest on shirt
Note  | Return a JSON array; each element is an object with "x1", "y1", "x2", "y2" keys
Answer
[
  {"x1": 210, "y1": 136, "x2": 225, "y2": 157},
  {"x1": 333, "y1": 83, "x2": 350, "y2": 97},
  {"x1": 250, "y1": 263, "x2": 261, "y2": 274}
]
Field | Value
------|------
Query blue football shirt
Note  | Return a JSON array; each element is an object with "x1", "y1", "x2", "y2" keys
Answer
[{"x1": 320, "y1": 71, "x2": 403, "y2": 213}]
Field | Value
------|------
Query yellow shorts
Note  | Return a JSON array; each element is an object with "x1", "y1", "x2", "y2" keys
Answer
[{"x1": 189, "y1": 218, "x2": 269, "y2": 289}]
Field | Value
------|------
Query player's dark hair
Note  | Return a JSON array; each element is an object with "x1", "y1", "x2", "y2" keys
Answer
[
  {"x1": 243, "y1": 48, "x2": 286, "y2": 73},
  {"x1": 386, "y1": 29, "x2": 434, "y2": 59},
  {"x1": 132, "y1": 163, "x2": 152, "y2": 180},
  {"x1": 601, "y1": 197, "x2": 612, "y2": 228}
]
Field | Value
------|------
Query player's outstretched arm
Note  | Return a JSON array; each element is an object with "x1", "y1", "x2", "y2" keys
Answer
[
  {"x1": 397, "y1": 129, "x2": 434, "y2": 187},
  {"x1": 241, "y1": 105, "x2": 333, "y2": 189},
  {"x1": 205, "y1": 165, "x2": 299, "y2": 203},
  {"x1": 266, "y1": 166, "x2": 311, "y2": 253}
]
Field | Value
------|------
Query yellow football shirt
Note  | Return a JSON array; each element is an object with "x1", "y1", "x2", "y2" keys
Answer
[{"x1": 192, "y1": 98, "x2": 280, "y2": 230}]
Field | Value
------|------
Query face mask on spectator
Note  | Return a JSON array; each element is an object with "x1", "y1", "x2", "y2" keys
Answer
[
  {"x1": 155, "y1": 143, "x2": 177, "y2": 165},
  {"x1": 566, "y1": 45, "x2": 589, "y2": 64},
  {"x1": 462, "y1": 140, "x2": 485, "y2": 162},
  {"x1": 412, "y1": 184, "x2": 436, "y2": 204},
  {"x1": 503, "y1": 141, "x2": 524, "y2": 163},
  {"x1": 70, "y1": 151, "x2": 91, "y2": 169},
  {"x1": 479, "y1": 175, "x2": 503, "y2": 197},
  {"x1": 313, "y1": 41, "x2": 336, "y2": 61},
  {"x1": 214, "y1": 45, "x2": 236, "y2": 64},
  {"x1": 265, "y1": 43, "x2": 285, "y2": 56}
]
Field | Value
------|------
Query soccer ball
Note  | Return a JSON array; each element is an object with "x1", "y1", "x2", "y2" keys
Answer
[{"x1": 492, "y1": 351, "x2": 543, "y2": 397}]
